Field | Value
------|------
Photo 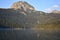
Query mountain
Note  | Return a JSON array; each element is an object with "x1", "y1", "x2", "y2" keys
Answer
[
  {"x1": 0, "y1": 1, "x2": 60, "y2": 29},
  {"x1": 11, "y1": 1, "x2": 35, "y2": 12},
  {"x1": 52, "y1": 10, "x2": 60, "y2": 14}
]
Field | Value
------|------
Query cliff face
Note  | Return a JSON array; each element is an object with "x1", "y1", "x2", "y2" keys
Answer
[
  {"x1": 0, "y1": 1, "x2": 60, "y2": 28},
  {"x1": 11, "y1": 1, "x2": 35, "y2": 12}
]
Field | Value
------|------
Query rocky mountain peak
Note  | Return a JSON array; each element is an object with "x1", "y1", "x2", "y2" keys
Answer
[
  {"x1": 11, "y1": 1, "x2": 35, "y2": 12},
  {"x1": 52, "y1": 10, "x2": 60, "y2": 14}
]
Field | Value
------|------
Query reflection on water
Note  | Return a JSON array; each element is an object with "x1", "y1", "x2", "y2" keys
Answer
[{"x1": 0, "y1": 28, "x2": 60, "y2": 40}]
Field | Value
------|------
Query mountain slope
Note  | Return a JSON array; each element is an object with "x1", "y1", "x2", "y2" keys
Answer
[{"x1": 0, "y1": 1, "x2": 60, "y2": 28}]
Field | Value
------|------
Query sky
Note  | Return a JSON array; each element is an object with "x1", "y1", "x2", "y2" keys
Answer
[{"x1": 0, "y1": 0, "x2": 60, "y2": 12}]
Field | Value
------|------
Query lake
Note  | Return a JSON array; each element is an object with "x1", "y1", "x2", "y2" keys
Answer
[{"x1": 0, "y1": 28, "x2": 60, "y2": 40}]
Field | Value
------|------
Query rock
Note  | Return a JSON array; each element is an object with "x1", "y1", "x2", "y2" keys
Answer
[
  {"x1": 52, "y1": 10, "x2": 60, "y2": 14},
  {"x1": 11, "y1": 1, "x2": 35, "y2": 12}
]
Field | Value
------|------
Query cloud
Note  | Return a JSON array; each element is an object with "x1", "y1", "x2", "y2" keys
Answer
[
  {"x1": 52, "y1": 5, "x2": 59, "y2": 8},
  {"x1": 44, "y1": 5, "x2": 59, "y2": 13},
  {"x1": 44, "y1": 8, "x2": 52, "y2": 13}
]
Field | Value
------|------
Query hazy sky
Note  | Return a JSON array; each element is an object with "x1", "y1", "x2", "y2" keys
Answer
[{"x1": 0, "y1": 0, "x2": 60, "y2": 12}]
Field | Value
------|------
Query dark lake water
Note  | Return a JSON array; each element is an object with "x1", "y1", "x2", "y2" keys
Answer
[
  {"x1": 0, "y1": 28, "x2": 60, "y2": 40},
  {"x1": 0, "y1": 25, "x2": 10, "y2": 28}
]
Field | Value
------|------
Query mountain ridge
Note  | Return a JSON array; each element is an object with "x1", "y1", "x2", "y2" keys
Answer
[{"x1": 0, "y1": 1, "x2": 60, "y2": 28}]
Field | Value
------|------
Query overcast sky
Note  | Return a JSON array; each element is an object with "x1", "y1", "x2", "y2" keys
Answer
[{"x1": 0, "y1": 0, "x2": 60, "y2": 12}]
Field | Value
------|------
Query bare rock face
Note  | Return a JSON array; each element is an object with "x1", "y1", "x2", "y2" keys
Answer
[
  {"x1": 11, "y1": 1, "x2": 35, "y2": 12},
  {"x1": 52, "y1": 10, "x2": 60, "y2": 14}
]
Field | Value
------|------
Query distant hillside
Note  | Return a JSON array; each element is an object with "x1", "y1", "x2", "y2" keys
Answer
[
  {"x1": 0, "y1": 1, "x2": 60, "y2": 29},
  {"x1": 52, "y1": 10, "x2": 60, "y2": 14}
]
